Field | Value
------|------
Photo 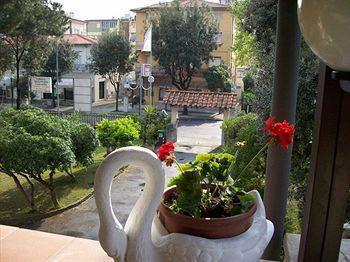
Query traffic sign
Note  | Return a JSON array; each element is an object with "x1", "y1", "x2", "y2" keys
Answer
[{"x1": 141, "y1": 64, "x2": 152, "y2": 77}]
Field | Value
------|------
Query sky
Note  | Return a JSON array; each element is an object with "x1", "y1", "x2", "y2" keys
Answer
[{"x1": 56, "y1": 0, "x2": 220, "y2": 20}]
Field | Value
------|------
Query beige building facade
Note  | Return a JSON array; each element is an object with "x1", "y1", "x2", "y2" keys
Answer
[{"x1": 131, "y1": 0, "x2": 236, "y2": 104}]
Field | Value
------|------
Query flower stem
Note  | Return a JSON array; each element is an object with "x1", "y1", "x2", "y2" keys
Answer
[
  {"x1": 174, "y1": 159, "x2": 184, "y2": 174},
  {"x1": 232, "y1": 143, "x2": 269, "y2": 185}
]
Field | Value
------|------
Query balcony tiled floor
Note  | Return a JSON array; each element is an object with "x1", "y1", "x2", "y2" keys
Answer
[{"x1": 0, "y1": 225, "x2": 113, "y2": 262}]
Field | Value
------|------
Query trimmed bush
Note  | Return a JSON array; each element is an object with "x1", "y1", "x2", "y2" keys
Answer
[{"x1": 96, "y1": 117, "x2": 140, "y2": 150}]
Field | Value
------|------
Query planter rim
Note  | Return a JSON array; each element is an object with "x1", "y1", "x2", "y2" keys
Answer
[{"x1": 160, "y1": 185, "x2": 257, "y2": 222}]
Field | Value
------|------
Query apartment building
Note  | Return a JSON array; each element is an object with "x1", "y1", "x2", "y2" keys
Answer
[
  {"x1": 131, "y1": 0, "x2": 238, "y2": 104},
  {"x1": 60, "y1": 34, "x2": 114, "y2": 107}
]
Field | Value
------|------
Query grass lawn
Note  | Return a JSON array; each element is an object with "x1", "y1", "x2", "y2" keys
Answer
[{"x1": 0, "y1": 147, "x2": 106, "y2": 218}]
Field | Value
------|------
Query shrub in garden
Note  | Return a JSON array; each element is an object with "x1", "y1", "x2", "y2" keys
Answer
[
  {"x1": 222, "y1": 113, "x2": 266, "y2": 194},
  {"x1": 139, "y1": 106, "x2": 170, "y2": 146},
  {"x1": 96, "y1": 117, "x2": 140, "y2": 150},
  {"x1": 0, "y1": 107, "x2": 99, "y2": 210},
  {"x1": 69, "y1": 122, "x2": 99, "y2": 167}
]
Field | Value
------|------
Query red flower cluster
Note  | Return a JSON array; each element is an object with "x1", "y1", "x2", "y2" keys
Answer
[
  {"x1": 263, "y1": 117, "x2": 295, "y2": 150},
  {"x1": 157, "y1": 141, "x2": 175, "y2": 166}
]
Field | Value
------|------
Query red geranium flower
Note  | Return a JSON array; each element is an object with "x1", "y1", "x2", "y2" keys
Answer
[
  {"x1": 263, "y1": 117, "x2": 295, "y2": 150},
  {"x1": 157, "y1": 141, "x2": 175, "y2": 165}
]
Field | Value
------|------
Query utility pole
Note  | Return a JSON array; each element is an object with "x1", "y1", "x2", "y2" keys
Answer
[{"x1": 56, "y1": 40, "x2": 60, "y2": 113}]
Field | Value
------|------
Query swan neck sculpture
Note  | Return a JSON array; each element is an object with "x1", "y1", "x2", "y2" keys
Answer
[
  {"x1": 94, "y1": 146, "x2": 164, "y2": 261},
  {"x1": 94, "y1": 146, "x2": 274, "y2": 262}
]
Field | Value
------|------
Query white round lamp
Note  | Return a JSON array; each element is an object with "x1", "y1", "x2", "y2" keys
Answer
[{"x1": 297, "y1": 0, "x2": 350, "y2": 72}]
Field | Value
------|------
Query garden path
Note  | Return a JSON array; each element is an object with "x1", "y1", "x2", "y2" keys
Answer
[{"x1": 30, "y1": 118, "x2": 222, "y2": 240}]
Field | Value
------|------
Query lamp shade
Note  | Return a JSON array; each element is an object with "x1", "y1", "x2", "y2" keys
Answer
[{"x1": 298, "y1": 0, "x2": 350, "y2": 72}]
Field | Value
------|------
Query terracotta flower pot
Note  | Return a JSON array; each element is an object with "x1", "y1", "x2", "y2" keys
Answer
[{"x1": 158, "y1": 186, "x2": 257, "y2": 239}]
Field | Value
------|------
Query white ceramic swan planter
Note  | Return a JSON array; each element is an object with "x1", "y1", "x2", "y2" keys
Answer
[{"x1": 94, "y1": 146, "x2": 274, "y2": 262}]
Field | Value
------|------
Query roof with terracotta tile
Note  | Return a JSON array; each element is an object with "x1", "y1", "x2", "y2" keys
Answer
[
  {"x1": 131, "y1": 0, "x2": 229, "y2": 12},
  {"x1": 63, "y1": 34, "x2": 98, "y2": 45},
  {"x1": 162, "y1": 90, "x2": 237, "y2": 109}
]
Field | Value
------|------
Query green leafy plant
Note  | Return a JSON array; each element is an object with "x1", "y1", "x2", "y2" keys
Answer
[
  {"x1": 159, "y1": 117, "x2": 295, "y2": 218},
  {"x1": 166, "y1": 152, "x2": 255, "y2": 217},
  {"x1": 96, "y1": 117, "x2": 140, "y2": 150}
]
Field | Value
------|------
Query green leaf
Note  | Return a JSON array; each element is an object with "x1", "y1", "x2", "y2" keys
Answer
[
  {"x1": 238, "y1": 194, "x2": 255, "y2": 212},
  {"x1": 195, "y1": 153, "x2": 213, "y2": 162}
]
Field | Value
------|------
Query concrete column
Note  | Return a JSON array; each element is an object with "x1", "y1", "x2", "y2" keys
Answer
[
  {"x1": 223, "y1": 109, "x2": 231, "y2": 120},
  {"x1": 170, "y1": 106, "x2": 178, "y2": 126},
  {"x1": 222, "y1": 109, "x2": 233, "y2": 146},
  {"x1": 262, "y1": 0, "x2": 301, "y2": 260}
]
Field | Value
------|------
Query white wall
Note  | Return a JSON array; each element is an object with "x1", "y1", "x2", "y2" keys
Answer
[
  {"x1": 72, "y1": 45, "x2": 92, "y2": 66},
  {"x1": 74, "y1": 78, "x2": 92, "y2": 112},
  {"x1": 65, "y1": 20, "x2": 87, "y2": 35}
]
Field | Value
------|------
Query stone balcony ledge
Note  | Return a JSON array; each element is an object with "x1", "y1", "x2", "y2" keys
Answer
[{"x1": 0, "y1": 225, "x2": 113, "y2": 262}]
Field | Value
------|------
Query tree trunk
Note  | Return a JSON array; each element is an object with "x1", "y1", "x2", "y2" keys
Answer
[
  {"x1": 9, "y1": 173, "x2": 38, "y2": 211},
  {"x1": 65, "y1": 167, "x2": 76, "y2": 182},
  {"x1": 49, "y1": 188, "x2": 60, "y2": 208},
  {"x1": 16, "y1": 60, "x2": 20, "y2": 109},
  {"x1": 115, "y1": 83, "x2": 120, "y2": 111},
  {"x1": 49, "y1": 171, "x2": 60, "y2": 208}
]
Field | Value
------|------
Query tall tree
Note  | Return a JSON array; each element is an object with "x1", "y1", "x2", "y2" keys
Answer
[
  {"x1": 0, "y1": 0, "x2": 68, "y2": 109},
  {"x1": 152, "y1": 0, "x2": 219, "y2": 114},
  {"x1": 231, "y1": 0, "x2": 319, "y2": 217},
  {"x1": 89, "y1": 31, "x2": 135, "y2": 111},
  {"x1": 41, "y1": 40, "x2": 78, "y2": 105}
]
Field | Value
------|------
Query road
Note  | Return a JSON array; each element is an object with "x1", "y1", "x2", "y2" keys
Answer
[{"x1": 30, "y1": 118, "x2": 222, "y2": 240}]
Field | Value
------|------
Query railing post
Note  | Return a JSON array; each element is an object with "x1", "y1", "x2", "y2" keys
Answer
[
  {"x1": 262, "y1": 0, "x2": 301, "y2": 259},
  {"x1": 298, "y1": 65, "x2": 350, "y2": 261}
]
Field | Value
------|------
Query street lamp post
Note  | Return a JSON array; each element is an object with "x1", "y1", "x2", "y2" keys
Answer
[{"x1": 128, "y1": 75, "x2": 150, "y2": 118}]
